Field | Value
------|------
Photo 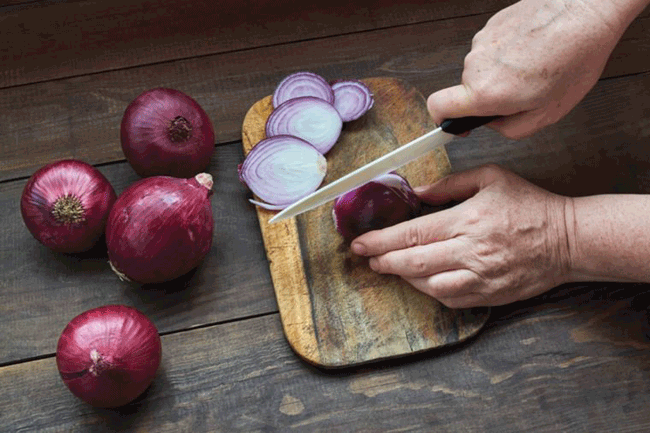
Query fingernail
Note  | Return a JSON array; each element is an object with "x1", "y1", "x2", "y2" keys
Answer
[
  {"x1": 368, "y1": 257, "x2": 378, "y2": 271},
  {"x1": 413, "y1": 185, "x2": 428, "y2": 194},
  {"x1": 351, "y1": 242, "x2": 367, "y2": 256}
]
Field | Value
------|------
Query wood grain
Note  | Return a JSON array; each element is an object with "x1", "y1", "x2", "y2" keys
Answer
[
  {"x1": 2, "y1": 10, "x2": 650, "y2": 182},
  {"x1": 0, "y1": 145, "x2": 276, "y2": 365},
  {"x1": 2, "y1": 283, "x2": 650, "y2": 432},
  {"x1": 0, "y1": 0, "x2": 512, "y2": 88},
  {"x1": 241, "y1": 77, "x2": 489, "y2": 367}
]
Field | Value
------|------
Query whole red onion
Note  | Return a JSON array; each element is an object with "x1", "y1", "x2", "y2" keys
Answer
[
  {"x1": 333, "y1": 172, "x2": 420, "y2": 243},
  {"x1": 56, "y1": 305, "x2": 162, "y2": 408},
  {"x1": 106, "y1": 173, "x2": 214, "y2": 284},
  {"x1": 121, "y1": 88, "x2": 215, "y2": 178},
  {"x1": 20, "y1": 159, "x2": 117, "y2": 253}
]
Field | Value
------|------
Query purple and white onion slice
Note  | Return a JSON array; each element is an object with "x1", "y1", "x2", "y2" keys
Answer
[
  {"x1": 272, "y1": 71, "x2": 335, "y2": 109},
  {"x1": 238, "y1": 135, "x2": 327, "y2": 210},
  {"x1": 331, "y1": 80, "x2": 375, "y2": 122},
  {"x1": 265, "y1": 96, "x2": 343, "y2": 154}
]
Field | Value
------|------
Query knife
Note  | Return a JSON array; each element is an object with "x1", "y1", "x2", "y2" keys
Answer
[{"x1": 268, "y1": 115, "x2": 498, "y2": 223}]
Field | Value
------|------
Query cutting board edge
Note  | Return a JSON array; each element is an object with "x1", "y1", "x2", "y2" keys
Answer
[{"x1": 242, "y1": 97, "x2": 323, "y2": 366}]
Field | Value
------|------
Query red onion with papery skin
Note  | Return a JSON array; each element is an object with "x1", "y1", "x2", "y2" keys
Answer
[
  {"x1": 121, "y1": 88, "x2": 215, "y2": 178},
  {"x1": 106, "y1": 173, "x2": 214, "y2": 284},
  {"x1": 56, "y1": 305, "x2": 162, "y2": 408},
  {"x1": 238, "y1": 135, "x2": 327, "y2": 210},
  {"x1": 20, "y1": 159, "x2": 117, "y2": 253},
  {"x1": 333, "y1": 172, "x2": 420, "y2": 243},
  {"x1": 272, "y1": 71, "x2": 335, "y2": 109},
  {"x1": 331, "y1": 80, "x2": 374, "y2": 122},
  {"x1": 266, "y1": 96, "x2": 343, "y2": 154}
]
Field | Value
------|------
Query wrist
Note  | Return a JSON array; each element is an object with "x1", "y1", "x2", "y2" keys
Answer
[
  {"x1": 561, "y1": 195, "x2": 650, "y2": 283},
  {"x1": 550, "y1": 195, "x2": 578, "y2": 285},
  {"x1": 578, "y1": 0, "x2": 649, "y2": 37}
]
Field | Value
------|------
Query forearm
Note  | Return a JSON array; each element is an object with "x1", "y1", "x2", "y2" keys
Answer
[
  {"x1": 565, "y1": 194, "x2": 650, "y2": 283},
  {"x1": 595, "y1": 0, "x2": 650, "y2": 34}
]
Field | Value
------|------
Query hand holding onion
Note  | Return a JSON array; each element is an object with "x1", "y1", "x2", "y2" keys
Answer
[{"x1": 351, "y1": 165, "x2": 572, "y2": 308}]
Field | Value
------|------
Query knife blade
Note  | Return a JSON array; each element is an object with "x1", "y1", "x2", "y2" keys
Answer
[{"x1": 268, "y1": 116, "x2": 498, "y2": 223}]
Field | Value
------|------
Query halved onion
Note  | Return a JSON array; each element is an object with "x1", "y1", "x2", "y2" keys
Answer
[
  {"x1": 333, "y1": 172, "x2": 420, "y2": 242},
  {"x1": 238, "y1": 135, "x2": 327, "y2": 209},
  {"x1": 272, "y1": 71, "x2": 335, "y2": 108},
  {"x1": 265, "y1": 97, "x2": 343, "y2": 154},
  {"x1": 331, "y1": 80, "x2": 375, "y2": 122}
]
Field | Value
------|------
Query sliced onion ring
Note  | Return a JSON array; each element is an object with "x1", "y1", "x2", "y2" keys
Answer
[
  {"x1": 332, "y1": 80, "x2": 374, "y2": 122},
  {"x1": 272, "y1": 71, "x2": 335, "y2": 108},
  {"x1": 266, "y1": 97, "x2": 343, "y2": 154},
  {"x1": 239, "y1": 135, "x2": 327, "y2": 209}
]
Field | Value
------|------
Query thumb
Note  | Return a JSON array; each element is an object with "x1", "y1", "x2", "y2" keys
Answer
[
  {"x1": 427, "y1": 84, "x2": 477, "y2": 126},
  {"x1": 414, "y1": 165, "x2": 501, "y2": 205}
]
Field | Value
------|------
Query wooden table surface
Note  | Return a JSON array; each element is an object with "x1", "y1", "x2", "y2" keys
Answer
[{"x1": 2, "y1": 1, "x2": 650, "y2": 431}]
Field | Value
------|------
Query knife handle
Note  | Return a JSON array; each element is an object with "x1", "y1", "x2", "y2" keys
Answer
[{"x1": 440, "y1": 116, "x2": 500, "y2": 135}]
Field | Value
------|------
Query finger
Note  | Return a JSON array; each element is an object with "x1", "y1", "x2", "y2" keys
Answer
[
  {"x1": 486, "y1": 109, "x2": 548, "y2": 140},
  {"x1": 368, "y1": 238, "x2": 465, "y2": 278},
  {"x1": 436, "y1": 293, "x2": 491, "y2": 309},
  {"x1": 403, "y1": 269, "x2": 479, "y2": 299},
  {"x1": 414, "y1": 164, "x2": 500, "y2": 206},
  {"x1": 427, "y1": 85, "x2": 476, "y2": 126},
  {"x1": 351, "y1": 211, "x2": 455, "y2": 257}
]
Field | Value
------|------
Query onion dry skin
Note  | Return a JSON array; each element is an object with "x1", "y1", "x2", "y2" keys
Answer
[
  {"x1": 106, "y1": 173, "x2": 214, "y2": 284},
  {"x1": 272, "y1": 71, "x2": 335, "y2": 108},
  {"x1": 333, "y1": 172, "x2": 420, "y2": 243},
  {"x1": 121, "y1": 88, "x2": 215, "y2": 178},
  {"x1": 239, "y1": 135, "x2": 327, "y2": 209},
  {"x1": 20, "y1": 159, "x2": 117, "y2": 253},
  {"x1": 331, "y1": 80, "x2": 374, "y2": 122},
  {"x1": 56, "y1": 305, "x2": 162, "y2": 408},
  {"x1": 265, "y1": 97, "x2": 343, "y2": 154}
]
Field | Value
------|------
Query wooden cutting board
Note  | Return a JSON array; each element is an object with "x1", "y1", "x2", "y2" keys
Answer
[{"x1": 241, "y1": 77, "x2": 489, "y2": 368}]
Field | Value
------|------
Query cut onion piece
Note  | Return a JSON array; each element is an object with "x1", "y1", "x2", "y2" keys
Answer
[
  {"x1": 266, "y1": 97, "x2": 343, "y2": 154},
  {"x1": 333, "y1": 172, "x2": 420, "y2": 242},
  {"x1": 272, "y1": 71, "x2": 335, "y2": 108},
  {"x1": 332, "y1": 80, "x2": 374, "y2": 122},
  {"x1": 239, "y1": 135, "x2": 327, "y2": 208}
]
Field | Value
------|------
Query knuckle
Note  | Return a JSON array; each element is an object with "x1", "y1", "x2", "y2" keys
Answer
[
  {"x1": 402, "y1": 224, "x2": 424, "y2": 248},
  {"x1": 470, "y1": 82, "x2": 499, "y2": 104},
  {"x1": 406, "y1": 256, "x2": 429, "y2": 275},
  {"x1": 461, "y1": 206, "x2": 483, "y2": 226},
  {"x1": 477, "y1": 163, "x2": 506, "y2": 184},
  {"x1": 471, "y1": 31, "x2": 482, "y2": 48}
]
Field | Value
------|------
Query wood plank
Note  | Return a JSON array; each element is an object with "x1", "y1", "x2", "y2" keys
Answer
[
  {"x1": 241, "y1": 77, "x2": 488, "y2": 367},
  {"x1": 0, "y1": 144, "x2": 276, "y2": 365},
  {"x1": 0, "y1": 0, "x2": 514, "y2": 88},
  {"x1": 2, "y1": 283, "x2": 650, "y2": 431},
  {"x1": 2, "y1": 10, "x2": 649, "y2": 182}
]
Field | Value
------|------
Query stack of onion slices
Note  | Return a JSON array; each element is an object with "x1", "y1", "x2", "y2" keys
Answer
[{"x1": 239, "y1": 71, "x2": 374, "y2": 210}]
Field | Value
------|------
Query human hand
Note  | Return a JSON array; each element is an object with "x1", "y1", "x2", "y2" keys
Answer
[
  {"x1": 350, "y1": 165, "x2": 572, "y2": 308},
  {"x1": 428, "y1": 0, "x2": 629, "y2": 139}
]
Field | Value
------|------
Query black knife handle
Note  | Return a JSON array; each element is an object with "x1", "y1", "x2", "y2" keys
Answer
[{"x1": 440, "y1": 116, "x2": 501, "y2": 135}]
